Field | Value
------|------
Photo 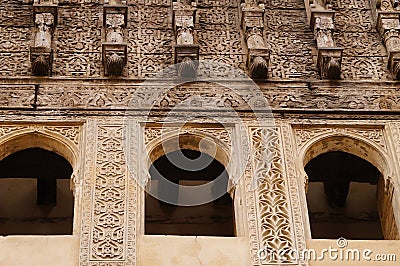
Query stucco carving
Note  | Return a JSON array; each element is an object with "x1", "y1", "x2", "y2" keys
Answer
[
  {"x1": 102, "y1": 4, "x2": 128, "y2": 76},
  {"x1": 305, "y1": 0, "x2": 343, "y2": 79},
  {"x1": 173, "y1": 0, "x2": 199, "y2": 77},
  {"x1": 371, "y1": 0, "x2": 400, "y2": 79},
  {"x1": 30, "y1": 1, "x2": 58, "y2": 76},
  {"x1": 241, "y1": 1, "x2": 270, "y2": 78},
  {"x1": 249, "y1": 127, "x2": 296, "y2": 264}
]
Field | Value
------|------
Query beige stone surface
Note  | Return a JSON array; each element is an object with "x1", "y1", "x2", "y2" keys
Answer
[
  {"x1": 307, "y1": 239, "x2": 400, "y2": 265},
  {"x1": 137, "y1": 235, "x2": 249, "y2": 266},
  {"x1": 0, "y1": 236, "x2": 78, "y2": 266}
]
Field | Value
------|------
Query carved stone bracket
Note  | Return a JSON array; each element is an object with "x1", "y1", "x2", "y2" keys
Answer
[
  {"x1": 102, "y1": 3, "x2": 128, "y2": 76},
  {"x1": 241, "y1": 1, "x2": 270, "y2": 78},
  {"x1": 30, "y1": 0, "x2": 58, "y2": 76},
  {"x1": 306, "y1": 1, "x2": 343, "y2": 79},
  {"x1": 173, "y1": 0, "x2": 199, "y2": 78},
  {"x1": 372, "y1": 0, "x2": 400, "y2": 79}
]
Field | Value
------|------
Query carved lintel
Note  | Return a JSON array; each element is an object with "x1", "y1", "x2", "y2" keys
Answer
[
  {"x1": 174, "y1": 44, "x2": 199, "y2": 78},
  {"x1": 317, "y1": 47, "x2": 343, "y2": 79},
  {"x1": 102, "y1": 43, "x2": 127, "y2": 76},
  {"x1": 30, "y1": 46, "x2": 52, "y2": 76}
]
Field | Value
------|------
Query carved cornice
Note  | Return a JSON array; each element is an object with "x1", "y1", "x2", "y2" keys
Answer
[
  {"x1": 305, "y1": 0, "x2": 343, "y2": 79},
  {"x1": 241, "y1": 1, "x2": 270, "y2": 78}
]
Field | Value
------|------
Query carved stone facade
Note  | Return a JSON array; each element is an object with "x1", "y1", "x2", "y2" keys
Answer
[{"x1": 1, "y1": 0, "x2": 400, "y2": 266}]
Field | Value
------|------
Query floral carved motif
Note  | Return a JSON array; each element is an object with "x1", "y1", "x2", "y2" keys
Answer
[
  {"x1": 90, "y1": 125, "x2": 127, "y2": 260},
  {"x1": 250, "y1": 127, "x2": 295, "y2": 264}
]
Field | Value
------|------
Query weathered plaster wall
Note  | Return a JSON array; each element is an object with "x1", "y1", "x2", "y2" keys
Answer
[
  {"x1": 0, "y1": 236, "x2": 79, "y2": 266},
  {"x1": 137, "y1": 235, "x2": 249, "y2": 266}
]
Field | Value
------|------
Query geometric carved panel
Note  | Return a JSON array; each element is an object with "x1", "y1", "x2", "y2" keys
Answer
[{"x1": 249, "y1": 127, "x2": 296, "y2": 264}]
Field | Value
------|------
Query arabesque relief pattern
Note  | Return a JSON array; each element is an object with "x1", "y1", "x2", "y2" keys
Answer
[
  {"x1": 0, "y1": 124, "x2": 81, "y2": 147},
  {"x1": 90, "y1": 125, "x2": 128, "y2": 261},
  {"x1": 79, "y1": 122, "x2": 137, "y2": 266},
  {"x1": 249, "y1": 127, "x2": 296, "y2": 264}
]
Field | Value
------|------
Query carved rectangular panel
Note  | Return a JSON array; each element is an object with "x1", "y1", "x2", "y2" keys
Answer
[
  {"x1": 79, "y1": 122, "x2": 137, "y2": 265},
  {"x1": 90, "y1": 125, "x2": 128, "y2": 261},
  {"x1": 0, "y1": 52, "x2": 30, "y2": 76},
  {"x1": 0, "y1": 0, "x2": 32, "y2": 27},
  {"x1": 248, "y1": 127, "x2": 296, "y2": 264},
  {"x1": 0, "y1": 85, "x2": 35, "y2": 108},
  {"x1": 0, "y1": 27, "x2": 31, "y2": 52}
]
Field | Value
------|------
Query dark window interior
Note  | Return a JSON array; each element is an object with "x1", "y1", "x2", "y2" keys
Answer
[
  {"x1": 305, "y1": 151, "x2": 384, "y2": 240},
  {"x1": 0, "y1": 148, "x2": 74, "y2": 235},
  {"x1": 145, "y1": 149, "x2": 235, "y2": 236}
]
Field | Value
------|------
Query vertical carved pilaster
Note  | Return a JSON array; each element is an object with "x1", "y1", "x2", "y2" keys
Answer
[
  {"x1": 30, "y1": 0, "x2": 58, "y2": 76},
  {"x1": 241, "y1": 1, "x2": 270, "y2": 78},
  {"x1": 102, "y1": 1, "x2": 128, "y2": 76},
  {"x1": 372, "y1": 0, "x2": 400, "y2": 79},
  {"x1": 173, "y1": 0, "x2": 199, "y2": 78},
  {"x1": 306, "y1": 0, "x2": 343, "y2": 79}
]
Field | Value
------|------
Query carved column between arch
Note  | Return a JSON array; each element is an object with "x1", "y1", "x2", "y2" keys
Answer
[
  {"x1": 247, "y1": 126, "x2": 300, "y2": 265},
  {"x1": 79, "y1": 121, "x2": 137, "y2": 265}
]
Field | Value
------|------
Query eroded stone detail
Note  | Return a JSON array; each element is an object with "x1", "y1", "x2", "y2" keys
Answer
[
  {"x1": 372, "y1": 0, "x2": 400, "y2": 79},
  {"x1": 31, "y1": 1, "x2": 58, "y2": 76},
  {"x1": 241, "y1": 1, "x2": 270, "y2": 78},
  {"x1": 173, "y1": 0, "x2": 199, "y2": 78},
  {"x1": 306, "y1": 0, "x2": 343, "y2": 79},
  {"x1": 102, "y1": 4, "x2": 128, "y2": 76}
]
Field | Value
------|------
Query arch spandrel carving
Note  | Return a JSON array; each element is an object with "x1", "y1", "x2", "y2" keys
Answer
[{"x1": 0, "y1": 124, "x2": 81, "y2": 168}]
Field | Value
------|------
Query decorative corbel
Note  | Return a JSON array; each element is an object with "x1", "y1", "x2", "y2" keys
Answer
[
  {"x1": 30, "y1": 0, "x2": 58, "y2": 76},
  {"x1": 102, "y1": 1, "x2": 128, "y2": 76},
  {"x1": 241, "y1": 1, "x2": 270, "y2": 78},
  {"x1": 372, "y1": 0, "x2": 400, "y2": 79},
  {"x1": 173, "y1": 0, "x2": 199, "y2": 78},
  {"x1": 306, "y1": 0, "x2": 343, "y2": 79}
]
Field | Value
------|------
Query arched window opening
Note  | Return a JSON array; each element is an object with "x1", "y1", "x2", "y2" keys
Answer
[
  {"x1": 145, "y1": 149, "x2": 235, "y2": 236},
  {"x1": 0, "y1": 148, "x2": 74, "y2": 235},
  {"x1": 305, "y1": 151, "x2": 384, "y2": 240}
]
